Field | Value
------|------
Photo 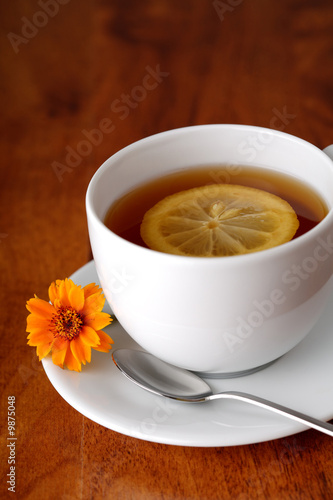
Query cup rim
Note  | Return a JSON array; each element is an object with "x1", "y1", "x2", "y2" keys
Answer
[{"x1": 86, "y1": 124, "x2": 333, "y2": 265}]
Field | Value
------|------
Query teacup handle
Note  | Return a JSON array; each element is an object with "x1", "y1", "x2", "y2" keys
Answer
[{"x1": 323, "y1": 144, "x2": 333, "y2": 161}]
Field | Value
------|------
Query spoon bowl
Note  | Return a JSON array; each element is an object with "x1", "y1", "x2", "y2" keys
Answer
[
  {"x1": 112, "y1": 348, "x2": 333, "y2": 437},
  {"x1": 113, "y1": 348, "x2": 213, "y2": 400}
]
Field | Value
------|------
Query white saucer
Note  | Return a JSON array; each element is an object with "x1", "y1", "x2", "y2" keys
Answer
[{"x1": 42, "y1": 260, "x2": 333, "y2": 447}]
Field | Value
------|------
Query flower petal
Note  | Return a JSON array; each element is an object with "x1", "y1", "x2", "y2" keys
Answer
[
  {"x1": 27, "y1": 328, "x2": 54, "y2": 345},
  {"x1": 52, "y1": 298, "x2": 62, "y2": 310},
  {"x1": 83, "y1": 283, "x2": 100, "y2": 298},
  {"x1": 93, "y1": 330, "x2": 114, "y2": 353},
  {"x1": 26, "y1": 314, "x2": 51, "y2": 332},
  {"x1": 57, "y1": 279, "x2": 71, "y2": 308},
  {"x1": 81, "y1": 292, "x2": 105, "y2": 316},
  {"x1": 36, "y1": 341, "x2": 53, "y2": 360},
  {"x1": 80, "y1": 325, "x2": 101, "y2": 347},
  {"x1": 70, "y1": 336, "x2": 91, "y2": 364},
  {"x1": 84, "y1": 312, "x2": 112, "y2": 331},
  {"x1": 68, "y1": 285, "x2": 85, "y2": 312},
  {"x1": 51, "y1": 339, "x2": 68, "y2": 368},
  {"x1": 49, "y1": 281, "x2": 60, "y2": 305},
  {"x1": 64, "y1": 348, "x2": 82, "y2": 372},
  {"x1": 26, "y1": 297, "x2": 55, "y2": 319}
]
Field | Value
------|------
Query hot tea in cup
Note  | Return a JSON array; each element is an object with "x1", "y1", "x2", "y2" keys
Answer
[
  {"x1": 104, "y1": 165, "x2": 327, "y2": 255},
  {"x1": 86, "y1": 125, "x2": 333, "y2": 377}
]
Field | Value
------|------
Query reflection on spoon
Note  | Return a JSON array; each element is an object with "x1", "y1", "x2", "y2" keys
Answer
[{"x1": 112, "y1": 349, "x2": 333, "y2": 437}]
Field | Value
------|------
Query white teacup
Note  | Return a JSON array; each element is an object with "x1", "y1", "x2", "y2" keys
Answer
[{"x1": 86, "y1": 125, "x2": 333, "y2": 377}]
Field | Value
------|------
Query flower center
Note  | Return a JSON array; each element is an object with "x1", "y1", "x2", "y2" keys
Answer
[{"x1": 50, "y1": 306, "x2": 83, "y2": 341}]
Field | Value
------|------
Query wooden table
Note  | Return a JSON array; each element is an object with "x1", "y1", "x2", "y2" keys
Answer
[{"x1": 1, "y1": 1, "x2": 333, "y2": 498}]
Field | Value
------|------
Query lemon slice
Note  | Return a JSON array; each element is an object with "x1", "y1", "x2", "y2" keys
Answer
[{"x1": 140, "y1": 184, "x2": 299, "y2": 257}]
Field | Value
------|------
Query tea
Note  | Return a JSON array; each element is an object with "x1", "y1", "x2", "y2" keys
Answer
[{"x1": 104, "y1": 165, "x2": 328, "y2": 251}]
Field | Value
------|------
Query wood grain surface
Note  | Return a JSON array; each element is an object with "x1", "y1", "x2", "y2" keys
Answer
[{"x1": 1, "y1": 1, "x2": 333, "y2": 499}]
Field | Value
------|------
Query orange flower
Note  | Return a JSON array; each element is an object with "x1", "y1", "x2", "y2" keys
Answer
[{"x1": 26, "y1": 278, "x2": 114, "y2": 371}]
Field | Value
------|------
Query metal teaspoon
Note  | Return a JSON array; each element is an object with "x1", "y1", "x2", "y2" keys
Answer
[{"x1": 112, "y1": 348, "x2": 333, "y2": 437}]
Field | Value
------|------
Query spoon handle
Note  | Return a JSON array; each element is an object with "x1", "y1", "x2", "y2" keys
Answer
[{"x1": 208, "y1": 391, "x2": 333, "y2": 437}]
